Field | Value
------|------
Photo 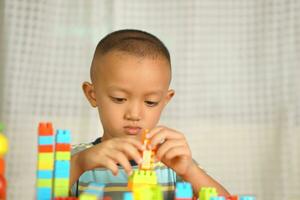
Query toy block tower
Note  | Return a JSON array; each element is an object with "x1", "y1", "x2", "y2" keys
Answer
[
  {"x1": 128, "y1": 129, "x2": 158, "y2": 191},
  {"x1": 175, "y1": 182, "x2": 193, "y2": 200},
  {"x1": 37, "y1": 122, "x2": 54, "y2": 200},
  {"x1": 199, "y1": 187, "x2": 218, "y2": 200},
  {"x1": 53, "y1": 129, "x2": 71, "y2": 198},
  {"x1": 0, "y1": 123, "x2": 8, "y2": 200}
]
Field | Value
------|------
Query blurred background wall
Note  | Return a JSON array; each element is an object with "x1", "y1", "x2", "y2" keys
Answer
[{"x1": 0, "y1": 0, "x2": 299, "y2": 199}]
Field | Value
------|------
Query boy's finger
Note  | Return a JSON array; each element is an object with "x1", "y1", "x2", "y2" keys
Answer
[
  {"x1": 118, "y1": 144, "x2": 143, "y2": 165},
  {"x1": 145, "y1": 126, "x2": 165, "y2": 139},
  {"x1": 155, "y1": 139, "x2": 185, "y2": 161},
  {"x1": 102, "y1": 158, "x2": 119, "y2": 176},
  {"x1": 124, "y1": 137, "x2": 144, "y2": 151},
  {"x1": 109, "y1": 150, "x2": 132, "y2": 175},
  {"x1": 162, "y1": 146, "x2": 188, "y2": 161},
  {"x1": 149, "y1": 129, "x2": 182, "y2": 149}
]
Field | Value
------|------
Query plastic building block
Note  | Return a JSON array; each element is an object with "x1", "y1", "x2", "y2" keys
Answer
[
  {"x1": 0, "y1": 158, "x2": 4, "y2": 175},
  {"x1": 0, "y1": 134, "x2": 8, "y2": 156},
  {"x1": 0, "y1": 123, "x2": 4, "y2": 132},
  {"x1": 39, "y1": 136, "x2": 54, "y2": 145},
  {"x1": 199, "y1": 187, "x2": 218, "y2": 200},
  {"x1": 210, "y1": 197, "x2": 225, "y2": 200},
  {"x1": 175, "y1": 182, "x2": 193, "y2": 199},
  {"x1": 56, "y1": 144, "x2": 71, "y2": 151},
  {"x1": 39, "y1": 122, "x2": 54, "y2": 136},
  {"x1": 103, "y1": 196, "x2": 112, "y2": 200},
  {"x1": 0, "y1": 175, "x2": 6, "y2": 200},
  {"x1": 37, "y1": 122, "x2": 54, "y2": 200},
  {"x1": 54, "y1": 198, "x2": 78, "y2": 200},
  {"x1": 225, "y1": 195, "x2": 238, "y2": 200},
  {"x1": 128, "y1": 169, "x2": 157, "y2": 190},
  {"x1": 56, "y1": 129, "x2": 71, "y2": 143},
  {"x1": 79, "y1": 193, "x2": 98, "y2": 200},
  {"x1": 37, "y1": 170, "x2": 53, "y2": 179},
  {"x1": 133, "y1": 184, "x2": 163, "y2": 200},
  {"x1": 123, "y1": 192, "x2": 133, "y2": 200},
  {"x1": 239, "y1": 196, "x2": 256, "y2": 200},
  {"x1": 56, "y1": 152, "x2": 71, "y2": 160}
]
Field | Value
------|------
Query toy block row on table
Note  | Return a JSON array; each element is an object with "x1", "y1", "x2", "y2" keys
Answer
[
  {"x1": 0, "y1": 123, "x2": 8, "y2": 200},
  {"x1": 37, "y1": 122, "x2": 71, "y2": 200},
  {"x1": 198, "y1": 187, "x2": 255, "y2": 200}
]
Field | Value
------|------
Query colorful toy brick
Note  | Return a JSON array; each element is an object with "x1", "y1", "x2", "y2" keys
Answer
[
  {"x1": 123, "y1": 192, "x2": 133, "y2": 200},
  {"x1": 37, "y1": 122, "x2": 54, "y2": 200},
  {"x1": 199, "y1": 187, "x2": 218, "y2": 200},
  {"x1": 53, "y1": 129, "x2": 72, "y2": 198},
  {"x1": 175, "y1": 182, "x2": 193, "y2": 199},
  {"x1": 239, "y1": 195, "x2": 256, "y2": 200},
  {"x1": 79, "y1": 193, "x2": 98, "y2": 200},
  {"x1": 128, "y1": 170, "x2": 157, "y2": 190},
  {"x1": 132, "y1": 184, "x2": 163, "y2": 200},
  {"x1": 210, "y1": 197, "x2": 225, "y2": 200},
  {"x1": 224, "y1": 195, "x2": 238, "y2": 200},
  {"x1": 140, "y1": 129, "x2": 156, "y2": 170}
]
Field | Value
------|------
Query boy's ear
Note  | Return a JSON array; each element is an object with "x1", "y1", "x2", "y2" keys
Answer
[
  {"x1": 82, "y1": 82, "x2": 97, "y2": 107},
  {"x1": 164, "y1": 89, "x2": 175, "y2": 105}
]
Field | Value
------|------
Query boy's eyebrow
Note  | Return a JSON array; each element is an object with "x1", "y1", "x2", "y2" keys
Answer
[{"x1": 108, "y1": 86, "x2": 164, "y2": 96}]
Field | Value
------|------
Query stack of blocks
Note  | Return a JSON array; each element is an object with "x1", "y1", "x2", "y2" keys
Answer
[
  {"x1": 53, "y1": 129, "x2": 71, "y2": 197},
  {"x1": 127, "y1": 129, "x2": 164, "y2": 200},
  {"x1": 37, "y1": 123, "x2": 55, "y2": 199},
  {"x1": 0, "y1": 123, "x2": 8, "y2": 200},
  {"x1": 37, "y1": 122, "x2": 73, "y2": 200}
]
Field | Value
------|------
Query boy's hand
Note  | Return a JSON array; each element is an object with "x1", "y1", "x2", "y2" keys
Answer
[
  {"x1": 77, "y1": 137, "x2": 144, "y2": 176},
  {"x1": 146, "y1": 126, "x2": 194, "y2": 177}
]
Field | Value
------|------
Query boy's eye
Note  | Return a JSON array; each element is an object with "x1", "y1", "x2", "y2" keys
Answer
[
  {"x1": 111, "y1": 97, "x2": 126, "y2": 103},
  {"x1": 145, "y1": 101, "x2": 159, "y2": 107}
]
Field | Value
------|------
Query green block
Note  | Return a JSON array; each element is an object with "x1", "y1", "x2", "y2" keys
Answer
[
  {"x1": 133, "y1": 185, "x2": 163, "y2": 200},
  {"x1": 54, "y1": 178, "x2": 69, "y2": 187},
  {"x1": 199, "y1": 187, "x2": 218, "y2": 200},
  {"x1": 79, "y1": 193, "x2": 98, "y2": 200},
  {"x1": 53, "y1": 187, "x2": 69, "y2": 197},
  {"x1": 128, "y1": 169, "x2": 157, "y2": 189},
  {"x1": 0, "y1": 123, "x2": 4, "y2": 132},
  {"x1": 37, "y1": 178, "x2": 52, "y2": 187},
  {"x1": 55, "y1": 152, "x2": 71, "y2": 160}
]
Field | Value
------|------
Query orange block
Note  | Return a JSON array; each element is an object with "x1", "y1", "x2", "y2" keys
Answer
[
  {"x1": 39, "y1": 145, "x2": 54, "y2": 152},
  {"x1": 55, "y1": 144, "x2": 71, "y2": 151},
  {"x1": 38, "y1": 122, "x2": 54, "y2": 136},
  {"x1": 0, "y1": 158, "x2": 4, "y2": 175}
]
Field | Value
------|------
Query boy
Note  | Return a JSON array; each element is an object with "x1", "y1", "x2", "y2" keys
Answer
[{"x1": 70, "y1": 29, "x2": 229, "y2": 199}]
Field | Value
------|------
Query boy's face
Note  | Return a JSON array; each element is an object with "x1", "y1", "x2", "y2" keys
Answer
[{"x1": 83, "y1": 51, "x2": 174, "y2": 141}]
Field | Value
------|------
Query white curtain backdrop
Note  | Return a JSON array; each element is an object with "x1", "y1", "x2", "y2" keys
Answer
[{"x1": 1, "y1": 1, "x2": 299, "y2": 199}]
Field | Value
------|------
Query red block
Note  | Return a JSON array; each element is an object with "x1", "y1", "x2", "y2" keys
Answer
[
  {"x1": 0, "y1": 158, "x2": 4, "y2": 175},
  {"x1": 0, "y1": 175, "x2": 6, "y2": 199},
  {"x1": 55, "y1": 144, "x2": 71, "y2": 151},
  {"x1": 38, "y1": 145, "x2": 54, "y2": 152},
  {"x1": 38, "y1": 122, "x2": 53, "y2": 136},
  {"x1": 103, "y1": 197, "x2": 112, "y2": 200},
  {"x1": 225, "y1": 195, "x2": 238, "y2": 200},
  {"x1": 54, "y1": 197, "x2": 78, "y2": 200}
]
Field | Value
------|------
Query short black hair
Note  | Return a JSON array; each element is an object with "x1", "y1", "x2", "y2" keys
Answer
[{"x1": 90, "y1": 29, "x2": 171, "y2": 82}]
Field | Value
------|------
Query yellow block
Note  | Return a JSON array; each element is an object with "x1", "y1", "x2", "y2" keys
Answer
[
  {"x1": 79, "y1": 194, "x2": 98, "y2": 200},
  {"x1": 38, "y1": 159, "x2": 54, "y2": 170}
]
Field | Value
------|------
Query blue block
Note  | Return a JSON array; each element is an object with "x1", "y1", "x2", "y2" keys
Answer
[
  {"x1": 175, "y1": 182, "x2": 193, "y2": 198},
  {"x1": 56, "y1": 129, "x2": 71, "y2": 143},
  {"x1": 210, "y1": 197, "x2": 225, "y2": 200},
  {"x1": 38, "y1": 136, "x2": 54, "y2": 145},
  {"x1": 37, "y1": 170, "x2": 53, "y2": 179},
  {"x1": 240, "y1": 196, "x2": 256, "y2": 200},
  {"x1": 123, "y1": 192, "x2": 133, "y2": 200},
  {"x1": 37, "y1": 187, "x2": 52, "y2": 200},
  {"x1": 54, "y1": 161, "x2": 70, "y2": 178}
]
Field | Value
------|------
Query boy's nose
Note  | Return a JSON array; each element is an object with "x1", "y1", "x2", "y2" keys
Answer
[{"x1": 124, "y1": 103, "x2": 142, "y2": 121}]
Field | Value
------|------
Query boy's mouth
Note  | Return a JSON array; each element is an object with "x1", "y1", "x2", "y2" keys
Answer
[{"x1": 124, "y1": 126, "x2": 142, "y2": 135}]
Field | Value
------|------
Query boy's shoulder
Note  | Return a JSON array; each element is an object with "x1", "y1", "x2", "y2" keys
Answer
[{"x1": 71, "y1": 142, "x2": 93, "y2": 155}]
